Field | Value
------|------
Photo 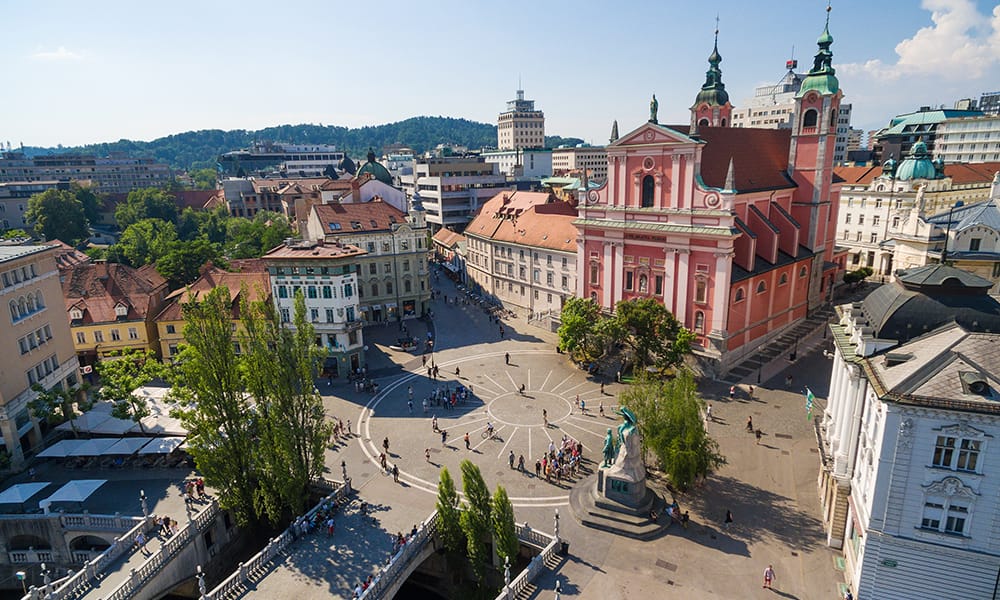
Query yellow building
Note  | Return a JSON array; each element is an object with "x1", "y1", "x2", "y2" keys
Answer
[
  {"x1": 153, "y1": 264, "x2": 270, "y2": 362},
  {"x1": 61, "y1": 262, "x2": 168, "y2": 370},
  {"x1": 2, "y1": 244, "x2": 80, "y2": 466}
]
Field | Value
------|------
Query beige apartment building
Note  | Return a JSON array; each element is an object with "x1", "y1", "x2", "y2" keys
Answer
[
  {"x1": 464, "y1": 191, "x2": 578, "y2": 327},
  {"x1": 551, "y1": 146, "x2": 608, "y2": 181},
  {"x1": 0, "y1": 244, "x2": 80, "y2": 466},
  {"x1": 498, "y1": 89, "x2": 545, "y2": 150}
]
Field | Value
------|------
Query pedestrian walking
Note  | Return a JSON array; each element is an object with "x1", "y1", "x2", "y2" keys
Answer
[
  {"x1": 599, "y1": 401, "x2": 605, "y2": 417},
  {"x1": 519, "y1": 384, "x2": 526, "y2": 395},
  {"x1": 383, "y1": 437, "x2": 390, "y2": 454},
  {"x1": 464, "y1": 432, "x2": 470, "y2": 450},
  {"x1": 724, "y1": 509, "x2": 734, "y2": 530},
  {"x1": 785, "y1": 374, "x2": 793, "y2": 388},
  {"x1": 441, "y1": 429, "x2": 448, "y2": 445},
  {"x1": 748, "y1": 385, "x2": 754, "y2": 399},
  {"x1": 580, "y1": 399, "x2": 586, "y2": 414},
  {"x1": 756, "y1": 428, "x2": 763, "y2": 444},
  {"x1": 762, "y1": 565, "x2": 775, "y2": 589},
  {"x1": 706, "y1": 404, "x2": 713, "y2": 422},
  {"x1": 508, "y1": 450, "x2": 515, "y2": 469},
  {"x1": 600, "y1": 381, "x2": 605, "y2": 394},
  {"x1": 407, "y1": 399, "x2": 413, "y2": 413},
  {"x1": 408, "y1": 385, "x2": 413, "y2": 400},
  {"x1": 422, "y1": 355, "x2": 427, "y2": 366},
  {"x1": 542, "y1": 409, "x2": 548, "y2": 428},
  {"x1": 392, "y1": 464, "x2": 399, "y2": 483},
  {"x1": 432, "y1": 415, "x2": 439, "y2": 431},
  {"x1": 505, "y1": 352, "x2": 510, "y2": 365},
  {"x1": 746, "y1": 415, "x2": 754, "y2": 432},
  {"x1": 380, "y1": 452, "x2": 387, "y2": 471},
  {"x1": 346, "y1": 419, "x2": 351, "y2": 435},
  {"x1": 425, "y1": 448, "x2": 431, "y2": 463},
  {"x1": 729, "y1": 385, "x2": 735, "y2": 400},
  {"x1": 518, "y1": 454, "x2": 525, "y2": 472},
  {"x1": 535, "y1": 459, "x2": 542, "y2": 477}
]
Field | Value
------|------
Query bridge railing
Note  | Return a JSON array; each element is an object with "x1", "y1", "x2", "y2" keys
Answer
[
  {"x1": 60, "y1": 513, "x2": 140, "y2": 532},
  {"x1": 23, "y1": 515, "x2": 150, "y2": 600},
  {"x1": 358, "y1": 510, "x2": 439, "y2": 600},
  {"x1": 497, "y1": 523, "x2": 560, "y2": 600},
  {"x1": 97, "y1": 500, "x2": 220, "y2": 600},
  {"x1": 203, "y1": 478, "x2": 352, "y2": 600}
]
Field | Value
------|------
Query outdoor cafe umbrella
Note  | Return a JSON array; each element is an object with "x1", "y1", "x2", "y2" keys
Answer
[{"x1": 0, "y1": 482, "x2": 51, "y2": 505}]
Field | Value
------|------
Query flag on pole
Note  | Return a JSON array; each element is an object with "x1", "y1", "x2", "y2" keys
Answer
[{"x1": 805, "y1": 387, "x2": 815, "y2": 420}]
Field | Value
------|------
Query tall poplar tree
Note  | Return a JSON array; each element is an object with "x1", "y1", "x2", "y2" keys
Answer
[
  {"x1": 459, "y1": 460, "x2": 492, "y2": 584},
  {"x1": 171, "y1": 286, "x2": 260, "y2": 526},
  {"x1": 436, "y1": 467, "x2": 463, "y2": 555},
  {"x1": 490, "y1": 485, "x2": 518, "y2": 567}
]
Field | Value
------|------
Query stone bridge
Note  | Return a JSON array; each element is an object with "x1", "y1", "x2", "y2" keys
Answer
[{"x1": 16, "y1": 500, "x2": 238, "y2": 600}]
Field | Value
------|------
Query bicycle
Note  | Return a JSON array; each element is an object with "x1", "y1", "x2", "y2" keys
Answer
[{"x1": 481, "y1": 429, "x2": 498, "y2": 440}]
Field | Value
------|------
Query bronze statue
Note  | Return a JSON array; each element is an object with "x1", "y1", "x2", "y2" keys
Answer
[
  {"x1": 602, "y1": 428, "x2": 616, "y2": 467},
  {"x1": 649, "y1": 94, "x2": 658, "y2": 123}
]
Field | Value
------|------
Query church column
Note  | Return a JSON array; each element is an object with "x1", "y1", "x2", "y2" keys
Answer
[
  {"x1": 617, "y1": 157, "x2": 627, "y2": 207},
  {"x1": 602, "y1": 241, "x2": 614, "y2": 309},
  {"x1": 832, "y1": 362, "x2": 853, "y2": 455},
  {"x1": 683, "y1": 153, "x2": 695, "y2": 209},
  {"x1": 710, "y1": 251, "x2": 731, "y2": 333},
  {"x1": 825, "y1": 354, "x2": 846, "y2": 436},
  {"x1": 675, "y1": 249, "x2": 689, "y2": 325},
  {"x1": 835, "y1": 367, "x2": 863, "y2": 477},
  {"x1": 576, "y1": 236, "x2": 586, "y2": 299},
  {"x1": 670, "y1": 155, "x2": 681, "y2": 207},
  {"x1": 612, "y1": 242, "x2": 624, "y2": 308},
  {"x1": 607, "y1": 156, "x2": 617, "y2": 206},
  {"x1": 845, "y1": 379, "x2": 868, "y2": 481}
]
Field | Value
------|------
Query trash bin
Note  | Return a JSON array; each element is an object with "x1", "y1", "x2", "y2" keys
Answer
[{"x1": 559, "y1": 541, "x2": 569, "y2": 556}]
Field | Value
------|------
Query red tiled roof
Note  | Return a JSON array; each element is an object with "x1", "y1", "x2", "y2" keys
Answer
[
  {"x1": 51, "y1": 240, "x2": 92, "y2": 270},
  {"x1": 62, "y1": 262, "x2": 168, "y2": 325},
  {"x1": 251, "y1": 177, "x2": 330, "y2": 194},
  {"x1": 156, "y1": 267, "x2": 270, "y2": 322},
  {"x1": 312, "y1": 200, "x2": 406, "y2": 234},
  {"x1": 671, "y1": 125, "x2": 795, "y2": 193},
  {"x1": 834, "y1": 166, "x2": 882, "y2": 185},
  {"x1": 432, "y1": 228, "x2": 466, "y2": 249},
  {"x1": 465, "y1": 191, "x2": 578, "y2": 252},
  {"x1": 174, "y1": 190, "x2": 218, "y2": 210}
]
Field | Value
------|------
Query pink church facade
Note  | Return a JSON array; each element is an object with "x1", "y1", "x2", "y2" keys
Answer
[{"x1": 575, "y1": 17, "x2": 846, "y2": 372}]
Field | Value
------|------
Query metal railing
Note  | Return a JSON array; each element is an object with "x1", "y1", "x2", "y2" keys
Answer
[
  {"x1": 357, "y1": 510, "x2": 439, "y2": 600},
  {"x1": 203, "y1": 478, "x2": 352, "y2": 600},
  {"x1": 495, "y1": 523, "x2": 559, "y2": 600}
]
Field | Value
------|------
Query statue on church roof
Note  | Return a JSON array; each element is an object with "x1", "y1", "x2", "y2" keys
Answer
[{"x1": 649, "y1": 95, "x2": 658, "y2": 124}]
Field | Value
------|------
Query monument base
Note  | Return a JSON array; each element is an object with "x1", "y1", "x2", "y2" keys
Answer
[{"x1": 569, "y1": 473, "x2": 668, "y2": 540}]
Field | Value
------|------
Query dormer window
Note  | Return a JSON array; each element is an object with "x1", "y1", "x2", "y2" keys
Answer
[
  {"x1": 70, "y1": 308, "x2": 83, "y2": 321},
  {"x1": 115, "y1": 304, "x2": 128, "y2": 318}
]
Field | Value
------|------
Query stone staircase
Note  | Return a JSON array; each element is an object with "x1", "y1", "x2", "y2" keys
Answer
[{"x1": 719, "y1": 306, "x2": 837, "y2": 386}]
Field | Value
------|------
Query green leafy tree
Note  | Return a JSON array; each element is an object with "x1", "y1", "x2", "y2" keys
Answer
[
  {"x1": 189, "y1": 168, "x2": 218, "y2": 190},
  {"x1": 240, "y1": 290, "x2": 331, "y2": 523},
  {"x1": 619, "y1": 371, "x2": 725, "y2": 491},
  {"x1": 225, "y1": 212, "x2": 293, "y2": 258},
  {"x1": 72, "y1": 183, "x2": 105, "y2": 225},
  {"x1": 490, "y1": 485, "x2": 519, "y2": 567},
  {"x1": 1, "y1": 228, "x2": 29, "y2": 240},
  {"x1": 170, "y1": 286, "x2": 260, "y2": 526},
  {"x1": 24, "y1": 189, "x2": 89, "y2": 244},
  {"x1": 96, "y1": 348, "x2": 164, "y2": 433},
  {"x1": 114, "y1": 218, "x2": 178, "y2": 267},
  {"x1": 156, "y1": 238, "x2": 223, "y2": 289},
  {"x1": 459, "y1": 459, "x2": 492, "y2": 583},
  {"x1": 436, "y1": 467, "x2": 464, "y2": 555},
  {"x1": 614, "y1": 298, "x2": 694, "y2": 371},
  {"x1": 115, "y1": 188, "x2": 179, "y2": 230},
  {"x1": 557, "y1": 297, "x2": 601, "y2": 358},
  {"x1": 29, "y1": 383, "x2": 93, "y2": 438},
  {"x1": 843, "y1": 267, "x2": 873, "y2": 286}
]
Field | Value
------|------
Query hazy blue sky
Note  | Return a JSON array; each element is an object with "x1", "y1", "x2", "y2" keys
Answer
[{"x1": 2, "y1": 0, "x2": 999, "y2": 148}]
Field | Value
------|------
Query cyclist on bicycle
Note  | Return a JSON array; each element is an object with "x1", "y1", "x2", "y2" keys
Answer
[{"x1": 486, "y1": 422, "x2": 495, "y2": 438}]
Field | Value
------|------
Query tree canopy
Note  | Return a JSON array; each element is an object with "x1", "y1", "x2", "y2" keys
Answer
[
  {"x1": 115, "y1": 188, "x2": 179, "y2": 230},
  {"x1": 24, "y1": 189, "x2": 89, "y2": 244},
  {"x1": 619, "y1": 370, "x2": 725, "y2": 491},
  {"x1": 96, "y1": 348, "x2": 164, "y2": 433},
  {"x1": 557, "y1": 297, "x2": 694, "y2": 372},
  {"x1": 115, "y1": 218, "x2": 178, "y2": 267}
]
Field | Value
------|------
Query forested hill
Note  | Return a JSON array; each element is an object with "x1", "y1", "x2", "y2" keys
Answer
[{"x1": 21, "y1": 117, "x2": 584, "y2": 171}]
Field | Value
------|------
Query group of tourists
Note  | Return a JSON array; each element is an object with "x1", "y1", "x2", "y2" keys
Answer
[
  {"x1": 528, "y1": 435, "x2": 585, "y2": 484},
  {"x1": 183, "y1": 477, "x2": 207, "y2": 503}
]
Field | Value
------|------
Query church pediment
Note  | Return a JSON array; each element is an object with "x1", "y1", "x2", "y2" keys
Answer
[{"x1": 612, "y1": 123, "x2": 701, "y2": 148}]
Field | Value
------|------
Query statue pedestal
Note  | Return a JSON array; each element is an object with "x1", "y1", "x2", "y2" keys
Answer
[{"x1": 569, "y1": 469, "x2": 667, "y2": 540}]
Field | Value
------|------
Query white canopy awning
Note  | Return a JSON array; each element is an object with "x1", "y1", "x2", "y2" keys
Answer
[
  {"x1": 38, "y1": 439, "x2": 83, "y2": 458},
  {"x1": 67, "y1": 438, "x2": 119, "y2": 457},
  {"x1": 0, "y1": 482, "x2": 51, "y2": 504},
  {"x1": 41, "y1": 480, "x2": 106, "y2": 504},
  {"x1": 102, "y1": 437, "x2": 156, "y2": 455},
  {"x1": 53, "y1": 387, "x2": 188, "y2": 437},
  {"x1": 138, "y1": 437, "x2": 186, "y2": 454}
]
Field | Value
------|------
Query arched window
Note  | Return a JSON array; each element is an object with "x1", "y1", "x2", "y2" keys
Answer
[
  {"x1": 779, "y1": 273, "x2": 788, "y2": 285},
  {"x1": 734, "y1": 288, "x2": 745, "y2": 302},
  {"x1": 799, "y1": 266, "x2": 808, "y2": 278},
  {"x1": 803, "y1": 109, "x2": 818, "y2": 129},
  {"x1": 35, "y1": 291, "x2": 44, "y2": 309},
  {"x1": 9, "y1": 300, "x2": 17, "y2": 320},
  {"x1": 590, "y1": 291, "x2": 598, "y2": 302},
  {"x1": 26, "y1": 294, "x2": 35, "y2": 312},
  {"x1": 694, "y1": 311, "x2": 705, "y2": 332},
  {"x1": 19, "y1": 297, "x2": 28, "y2": 315},
  {"x1": 371, "y1": 283, "x2": 379, "y2": 297},
  {"x1": 698, "y1": 118, "x2": 709, "y2": 127},
  {"x1": 756, "y1": 281, "x2": 767, "y2": 294},
  {"x1": 695, "y1": 278, "x2": 708, "y2": 303},
  {"x1": 721, "y1": 118, "x2": 727, "y2": 127},
  {"x1": 641, "y1": 175, "x2": 655, "y2": 208}
]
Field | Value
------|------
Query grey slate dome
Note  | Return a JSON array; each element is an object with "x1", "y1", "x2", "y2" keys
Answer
[{"x1": 858, "y1": 265, "x2": 1000, "y2": 342}]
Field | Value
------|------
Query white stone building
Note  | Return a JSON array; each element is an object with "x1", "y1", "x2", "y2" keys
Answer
[
  {"x1": 935, "y1": 114, "x2": 1000, "y2": 164},
  {"x1": 821, "y1": 265, "x2": 1000, "y2": 599},
  {"x1": 481, "y1": 148, "x2": 552, "y2": 178},
  {"x1": 551, "y1": 146, "x2": 608, "y2": 182},
  {"x1": 400, "y1": 157, "x2": 508, "y2": 232},
  {"x1": 262, "y1": 240, "x2": 367, "y2": 375}
]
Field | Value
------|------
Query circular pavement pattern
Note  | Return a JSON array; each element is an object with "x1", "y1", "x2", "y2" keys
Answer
[{"x1": 356, "y1": 350, "x2": 621, "y2": 507}]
